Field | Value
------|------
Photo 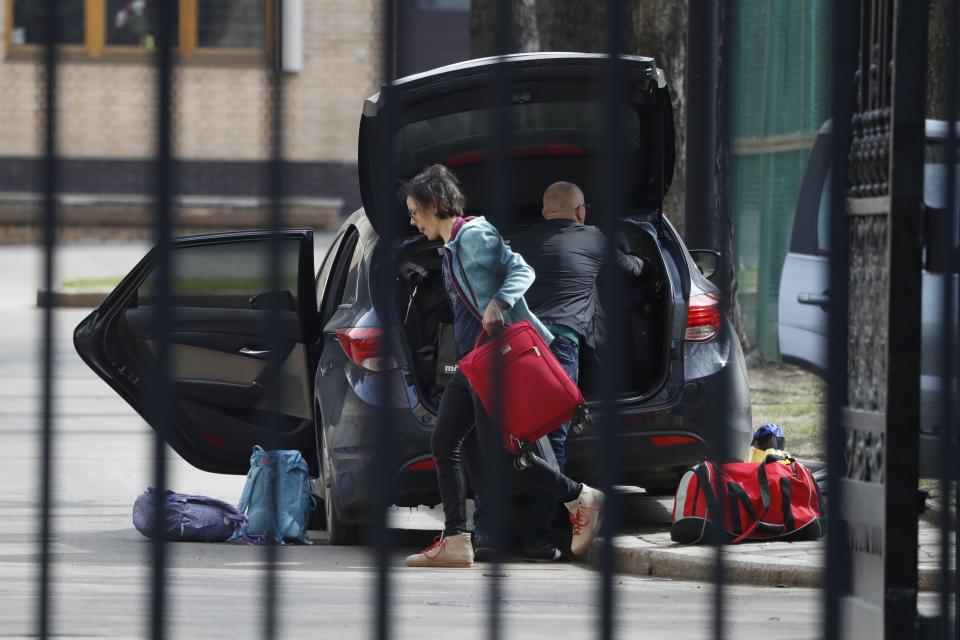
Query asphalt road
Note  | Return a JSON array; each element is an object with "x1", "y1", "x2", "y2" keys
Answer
[{"x1": 0, "y1": 242, "x2": 924, "y2": 639}]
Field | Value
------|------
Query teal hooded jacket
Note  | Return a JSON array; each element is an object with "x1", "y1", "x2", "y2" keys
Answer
[{"x1": 444, "y1": 216, "x2": 554, "y2": 345}]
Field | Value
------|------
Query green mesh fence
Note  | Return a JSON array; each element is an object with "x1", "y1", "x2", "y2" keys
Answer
[{"x1": 729, "y1": 0, "x2": 831, "y2": 359}]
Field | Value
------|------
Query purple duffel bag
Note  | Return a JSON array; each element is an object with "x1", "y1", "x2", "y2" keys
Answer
[{"x1": 133, "y1": 488, "x2": 247, "y2": 542}]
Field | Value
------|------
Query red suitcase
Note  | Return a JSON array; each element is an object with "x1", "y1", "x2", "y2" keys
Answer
[{"x1": 458, "y1": 320, "x2": 586, "y2": 453}]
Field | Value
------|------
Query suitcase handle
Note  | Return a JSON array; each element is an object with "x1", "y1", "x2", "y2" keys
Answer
[{"x1": 472, "y1": 322, "x2": 511, "y2": 350}]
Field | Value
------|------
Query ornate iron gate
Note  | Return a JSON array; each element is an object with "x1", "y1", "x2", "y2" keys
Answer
[{"x1": 829, "y1": 0, "x2": 930, "y2": 637}]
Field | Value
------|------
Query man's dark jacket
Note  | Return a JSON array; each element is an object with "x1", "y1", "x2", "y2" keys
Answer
[{"x1": 510, "y1": 219, "x2": 643, "y2": 350}]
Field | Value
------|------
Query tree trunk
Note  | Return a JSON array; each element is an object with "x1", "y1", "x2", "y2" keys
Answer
[
  {"x1": 633, "y1": 1, "x2": 687, "y2": 237},
  {"x1": 715, "y1": 1, "x2": 754, "y2": 358},
  {"x1": 534, "y1": 3, "x2": 606, "y2": 52},
  {"x1": 927, "y1": 0, "x2": 947, "y2": 119},
  {"x1": 471, "y1": 0, "x2": 541, "y2": 57}
]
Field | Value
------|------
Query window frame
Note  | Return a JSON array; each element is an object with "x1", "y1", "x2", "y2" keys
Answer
[{"x1": 5, "y1": 0, "x2": 274, "y2": 63}]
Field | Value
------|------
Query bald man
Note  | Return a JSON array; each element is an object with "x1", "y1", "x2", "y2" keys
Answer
[
  {"x1": 513, "y1": 181, "x2": 644, "y2": 352},
  {"x1": 496, "y1": 181, "x2": 643, "y2": 561}
]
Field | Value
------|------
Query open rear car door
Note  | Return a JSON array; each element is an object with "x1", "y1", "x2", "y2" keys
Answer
[{"x1": 74, "y1": 230, "x2": 319, "y2": 475}]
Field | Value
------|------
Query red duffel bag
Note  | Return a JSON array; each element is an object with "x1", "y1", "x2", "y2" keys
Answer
[
  {"x1": 671, "y1": 457, "x2": 825, "y2": 544},
  {"x1": 458, "y1": 320, "x2": 584, "y2": 453}
]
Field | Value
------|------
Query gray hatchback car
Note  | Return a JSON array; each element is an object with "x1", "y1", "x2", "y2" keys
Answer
[{"x1": 75, "y1": 53, "x2": 753, "y2": 545}]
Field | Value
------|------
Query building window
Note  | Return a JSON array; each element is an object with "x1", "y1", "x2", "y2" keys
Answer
[
  {"x1": 197, "y1": 0, "x2": 266, "y2": 49},
  {"x1": 10, "y1": 0, "x2": 86, "y2": 45},
  {"x1": 6, "y1": 0, "x2": 273, "y2": 61},
  {"x1": 106, "y1": 0, "x2": 180, "y2": 49}
]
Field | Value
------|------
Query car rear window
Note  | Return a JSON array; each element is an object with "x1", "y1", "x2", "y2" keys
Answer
[{"x1": 394, "y1": 100, "x2": 641, "y2": 174}]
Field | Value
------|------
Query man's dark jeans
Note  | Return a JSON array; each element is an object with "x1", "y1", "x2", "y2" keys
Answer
[
  {"x1": 525, "y1": 335, "x2": 579, "y2": 547},
  {"x1": 471, "y1": 336, "x2": 580, "y2": 547}
]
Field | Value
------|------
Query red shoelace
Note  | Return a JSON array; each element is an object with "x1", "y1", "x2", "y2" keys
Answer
[
  {"x1": 420, "y1": 535, "x2": 447, "y2": 558},
  {"x1": 569, "y1": 509, "x2": 587, "y2": 536}
]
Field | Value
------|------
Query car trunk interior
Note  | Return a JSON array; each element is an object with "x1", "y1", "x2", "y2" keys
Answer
[
  {"x1": 394, "y1": 222, "x2": 671, "y2": 413},
  {"x1": 378, "y1": 74, "x2": 676, "y2": 412}
]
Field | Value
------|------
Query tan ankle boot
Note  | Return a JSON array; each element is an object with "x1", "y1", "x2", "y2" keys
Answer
[{"x1": 405, "y1": 532, "x2": 474, "y2": 567}]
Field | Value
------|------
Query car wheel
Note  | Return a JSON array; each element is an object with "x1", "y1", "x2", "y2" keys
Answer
[{"x1": 321, "y1": 428, "x2": 362, "y2": 546}]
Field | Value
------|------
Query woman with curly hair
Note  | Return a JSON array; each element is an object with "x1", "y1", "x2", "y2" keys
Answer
[{"x1": 401, "y1": 164, "x2": 604, "y2": 568}]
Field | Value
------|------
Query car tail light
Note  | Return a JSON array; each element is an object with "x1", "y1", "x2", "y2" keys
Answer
[
  {"x1": 202, "y1": 431, "x2": 225, "y2": 449},
  {"x1": 405, "y1": 459, "x2": 436, "y2": 472},
  {"x1": 336, "y1": 327, "x2": 399, "y2": 371},
  {"x1": 649, "y1": 435, "x2": 698, "y2": 447},
  {"x1": 446, "y1": 144, "x2": 586, "y2": 168},
  {"x1": 685, "y1": 292, "x2": 721, "y2": 342}
]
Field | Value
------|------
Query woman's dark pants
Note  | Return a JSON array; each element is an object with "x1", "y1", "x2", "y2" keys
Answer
[{"x1": 432, "y1": 370, "x2": 582, "y2": 535}]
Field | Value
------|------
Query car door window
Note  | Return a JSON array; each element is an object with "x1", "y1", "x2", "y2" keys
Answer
[
  {"x1": 315, "y1": 231, "x2": 346, "y2": 310},
  {"x1": 816, "y1": 168, "x2": 831, "y2": 253},
  {"x1": 137, "y1": 238, "x2": 301, "y2": 309},
  {"x1": 340, "y1": 239, "x2": 365, "y2": 307},
  {"x1": 319, "y1": 227, "x2": 359, "y2": 326}
]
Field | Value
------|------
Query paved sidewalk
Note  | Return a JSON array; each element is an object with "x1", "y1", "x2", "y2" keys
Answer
[{"x1": 587, "y1": 495, "x2": 954, "y2": 591}]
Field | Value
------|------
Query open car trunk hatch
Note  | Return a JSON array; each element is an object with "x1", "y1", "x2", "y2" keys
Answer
[{"x1": 359, "y1": 52, "x2": 675, "y2": 235}]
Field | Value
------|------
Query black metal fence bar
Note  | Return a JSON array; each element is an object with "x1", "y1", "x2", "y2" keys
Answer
[
  {"x1": 36, "y1": 1, "x2": 58, "y2": 637},
  {"x1": 483, "y1": 2, "x2": 517, "y2": 638},
  {"x1": 373, "y1": 2, "x2": 399, "y2": 638},
  {"x1": 940, "y1": 1, "x2": 959, "y2": 638},
  {"x1": 261, "y1": 0, "x2": 288, "y2": 636},
  {"x1": 149, "y1": 2, "x2": 177, "y2": 638},
  {"x1": 598, "y1": 2, "x2": 631, "y2": 638},
  {"x1": 882, "y1": 4, "x2": 927, "y2": 635},
  {"x1": 691, "y1": 2, "x2": 728, "y2": 638},
  {"x1": 825, "y1": 0, "x2": 857, "y2": 636}
]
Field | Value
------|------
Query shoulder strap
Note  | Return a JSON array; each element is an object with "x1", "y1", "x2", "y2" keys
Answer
[
  {"x1": 455, "y1": 254, "x2": 483, "y2": 316},
  {"x1": 236, "y1": 465, "x2": 262, "y2": 513},
  {"x1": 443, "y1": 249, "x2": 483, "y2": 321}
]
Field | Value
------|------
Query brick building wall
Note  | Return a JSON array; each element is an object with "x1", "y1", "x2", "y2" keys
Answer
[{"x1": 0, "y1": 0, "x2": 384, "y2": 216}]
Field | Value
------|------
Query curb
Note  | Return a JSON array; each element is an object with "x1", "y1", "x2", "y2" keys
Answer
[
  {"x1": 586, "y1": 536, "x2": 821, "y2": 589},
  {"x1": 37, "y1": 289, "x2": 110, "y2": 309},
  {"x1": 588, "y1": 534, "x2": 949, "y2": 591}
]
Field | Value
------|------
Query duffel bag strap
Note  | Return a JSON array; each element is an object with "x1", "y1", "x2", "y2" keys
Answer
[
  {"x1": 780, "y1": 476, "x2": 796, "y2": 531},
  {"x1": 726, "y1": 482, "x2": 756, "y2": 536},
  {"x1": 730, "y1": 460, "x2": 784, "y2": 543},
  {"x1": 693, "y1": 463, "x2": 723, "y2": 520},
  {"x1": 756, "y1": 460, "x2": 772, "y2": 511}
]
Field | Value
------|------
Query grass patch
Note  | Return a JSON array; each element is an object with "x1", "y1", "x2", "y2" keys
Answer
[
  {"x1": 62, "y1": 277, "x2": 121, "y2": 289},
  {"x1": 747, "y1": 361, "x2": 826, "y2": 460}
]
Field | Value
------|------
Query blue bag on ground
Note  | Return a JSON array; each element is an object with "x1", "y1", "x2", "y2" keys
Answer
[
  {"x1": 233, "y1": 446, "x2": 313, "y2": 545},
  {"x1": 133, "y1": 488, "x2": 246, "y2": 542}
]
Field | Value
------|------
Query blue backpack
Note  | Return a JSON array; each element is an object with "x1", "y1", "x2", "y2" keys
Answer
[
  {"x1": 133, "y1": 488, "x2": 247, "y2": 542},
  {"x1": 232, "y1": 446, "x2": 314, "y2": 545}
]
